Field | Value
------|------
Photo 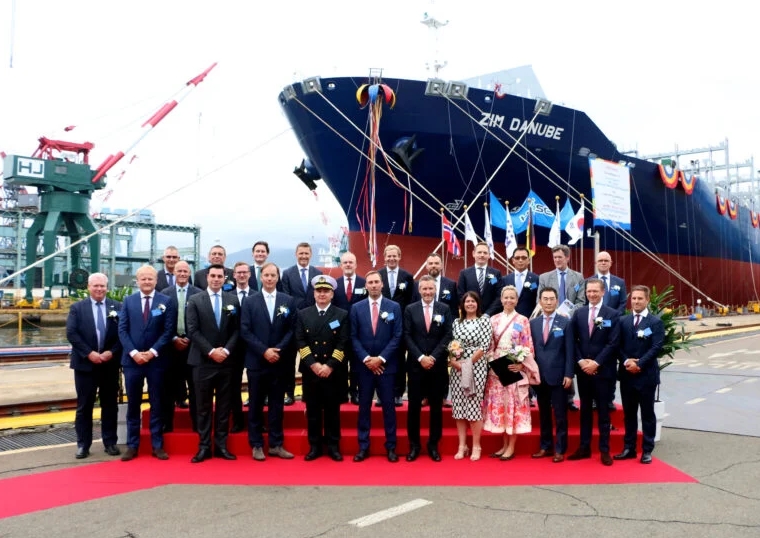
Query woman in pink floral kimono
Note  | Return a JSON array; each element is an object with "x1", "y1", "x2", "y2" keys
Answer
[{"x1": 482, "y1": 285, "x2": 540, "y2": 460}]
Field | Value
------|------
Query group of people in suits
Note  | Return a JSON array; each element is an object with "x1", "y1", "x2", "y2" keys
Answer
[{"x1": 67, "y1": 239, "x2": 663, "y2": 466}]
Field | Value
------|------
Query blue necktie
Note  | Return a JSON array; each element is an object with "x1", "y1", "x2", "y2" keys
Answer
[
  {"x1": 559, "y1": 271, "x2": 566, "y2": 303},
  {"x1": 96, "y1": 301, "x2": 106, "y2": 351},
  {"x1": 213, "y1": 293, "x2": 221, "y2": 327},
  {"x1": 300, "y1": 268, "x2": 308, "y2": 292}
]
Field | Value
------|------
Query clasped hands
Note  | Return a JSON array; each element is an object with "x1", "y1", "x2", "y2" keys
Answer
[
  {"x1": 578, "y1": 358, "x2": 600, "y2": 375},
  {"x1": 209, "y1": 348, "x2": 228, "y2": 363},
  {"x1": 624, "y1": 358, "x2": 641, "y2": 374},
  {"x1": 263, "y1": 348, "x2": 281, "y2": 364},
  {"x1": 88, "y1": 350, "x2": 113, "y2": 364},
  {"x1": 364, "y1": 357, "x2": 385, "y2": 375},
  {"x1": 132, "y1": 351, "x2": 155, "y2": 365},
  {"x1": 310, "y1": 362, "x2": 333, "y2": 378}
]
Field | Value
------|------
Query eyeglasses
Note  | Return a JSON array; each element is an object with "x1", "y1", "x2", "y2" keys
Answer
[
  {"x1": 512, "y1": 256, "x2": 528, "y2": 260},
  {"x1": 235, "y1": 271, "x2": 250, "y2": 275}
]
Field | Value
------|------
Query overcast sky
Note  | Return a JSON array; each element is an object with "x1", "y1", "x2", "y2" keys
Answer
[{"x1": 1, "y1": 0, "x2": 757, "y2": 257}]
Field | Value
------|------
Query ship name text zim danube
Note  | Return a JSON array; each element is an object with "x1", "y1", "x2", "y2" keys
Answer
[{"x1": 477, "y1": 113, "x2": 564, "y2": 140}]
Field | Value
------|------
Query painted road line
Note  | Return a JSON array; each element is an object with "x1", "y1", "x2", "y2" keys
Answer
[
  {"x1": 685, "y1": 398, "x2": 706, "y2": 405},
  {"x1": 0, "y1": 442, "x2": 76, "y2": 456},
  {"x1": 715, "y1": 388, "x2": 732, "y2": 394},
  {"x1": 349, "y1": 499, "x2": 433, "y2": 528},
  {"x1": 743, "y1": 378, "x2": 759, "y2": 383},
  {"x1": 687, "y1": 363, "x2": 703, "y2": 367}
]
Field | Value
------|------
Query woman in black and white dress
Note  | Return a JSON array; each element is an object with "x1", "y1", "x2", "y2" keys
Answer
[{"x1": 448, "y1": 291, "x2": 492, "y2": 461}]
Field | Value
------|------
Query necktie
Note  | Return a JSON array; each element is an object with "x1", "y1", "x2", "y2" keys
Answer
[
  {"x1": 168, "y1": 273, "x2": 174, "y2": 287},
  {"x1": 177, "y1": 288, "x2": 186, "y2": 335},
  {"x1": 516, "y1": 272, "x2": 523, "y2": 297},
  {"x1": 213, "y1": 293, "x2": 221, "y2": 328},
  {"x1": 371, "y1": 301, "x2": 379, "y2": 334},
  {"x1": 601, "y1": 275, "x2": 608, "y2": 291},
  {"x1": 559, "y1": 271, "x2": 567, "y2": 303},
  {"x1": 256, "y1": 267, "x2": 262, "y2": 290},
  {"x1": 300, "y1": 268, "x2": 308, "y2": 292},
  {"x1": 634, "y1": 314, "x2": 641, "y2": 328},
  {"x1": 143, "y1": 295, "x2": 150, "y2": 322},
  {"x1": 389, "y1": 271, "x2": 396, "y2": 296},
  {"x1": 477, "y1": 267, "x2": 485, "y2": 293},
  {"x1": 239, "y1": 290, "x2": 247, "y2": 304},
  {"x1": 319, "y1": 310, "x2": 326, "y2": 317},
  {"x1": 543, "y1": 315, "x2": 551, "y2": 344},
  {"x1": 589, "y1": 305, "x2": 597, "y2": 336},
  {"x1": 267, "y1": 294, "x2": 275, "y2": 322},
  {"x1": 346, "y1": 277, "x2": 353, "y2": 301},
  {"x1": 424, "y1": 303, "x2": 432, "y2": 331},
  {"x1": 96, "y1": 301, "x2": 106, "y2": 351}
]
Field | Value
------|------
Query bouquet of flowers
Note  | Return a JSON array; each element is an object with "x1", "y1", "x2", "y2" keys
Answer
[
  {"x1": 504, "y1": 344, "x2": 529, "y2": 364},
  {"x1": 447, "y1": 340, "x2": 464, "y2": 361}
]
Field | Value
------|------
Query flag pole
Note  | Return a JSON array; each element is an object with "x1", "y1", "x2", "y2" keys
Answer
[
  {"x1": 463, "y1": 204, "x2": 468, "y2": 270},
  {"x1": 440, "y1": 207, "x2": 446, "y2": 275},
  {"x1": 579, "y1": 193, "x2": 585, "y2": 276}
]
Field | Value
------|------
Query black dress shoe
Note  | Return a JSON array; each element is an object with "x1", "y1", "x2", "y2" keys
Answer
[
  {"x1": 428, "y1": 447, "x2": 441, "y2": 462},
  {"x1": 304, "y1": 447, "x2": 322, "y2": 461},
  {"x1": 567, "y1": 447, "x2": 592, "y2": 460},
  {"x1": 387, "y1": 449, "x2": 399, "y2": 463},
  {"x1": 283, "y1": 395, "x2": 295, "y2": 406},
  {"x1": 327, "y1": 448, "x2": 343, "y2": 462},
  {"x1": 406, "y1": 446, "x2": 420, "y2": 462},
  {"x1": 353, "y1": 449, "x2": 369, "y2": 462},
  {"x1": 374, "y1": 399, "x2": 382, "y2": 407},
  {"x1": 215, "y1": 448, "x2": 237, "y2": 460},
  {"x1": 104, "y1": 445, "x2": 121, "y2": 456},
  {"x1": 591, "y1": 401, "x2": 598, "y2": 410},
  {"x1": 613, "y1": 448, "x2": 637, "y2": 460},
  {"x1": 350, "y1": 395, "x2": 360, "y2": 405},
  {"x1": 75, "y1": 447, "x2": 89, "y2": 459},
  {"x1": 230, "y1": 424, "x2": 245, "y2": 434},
  {"x1": 600, "y1": 452, "x2": 614, "y2": 466},
  {"x1": 121, "y1": 447, "x2": 138, "y2": 462},
  {"x1": 191, "y1": 449, "x2": 211, "y2": 463},
  {"x1": 394, "y1": 396, "x2": 404, "y2": 407},
  {"x1": 152, "y1": 448, "x2": 169, "y2": 460},
  {"x1": 568, "y1": 402, "x2": 580, "y2": 412},
  {"x1": 640, "y1": 452, "x2": 653, "y2": 464}
]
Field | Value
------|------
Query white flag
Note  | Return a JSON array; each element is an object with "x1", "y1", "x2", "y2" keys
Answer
[
  {"x1": 548, "y1": 198, "x2": 561, "y2": 248},
  {"x1": 463, "y1": 210, "x2": 478, "y2": 247},
  {"x1": 564, "y1": 199, "x2": 585, "y2": 245},
  {"x1": 504, "y1": 203, "x2": 517, "y2": 259},
  {"x1": 484, "y1": 205, "x2": 495, "y2": 259}
]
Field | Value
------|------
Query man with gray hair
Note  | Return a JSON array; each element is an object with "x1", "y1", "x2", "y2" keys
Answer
[{"x1": 67, "y1": 273, "x2": 123, "y2": 459}]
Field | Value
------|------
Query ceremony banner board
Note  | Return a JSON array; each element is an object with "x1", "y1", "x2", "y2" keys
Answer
[{"x1": 590, "y1": 157, "x2": 631, "y2": 230}]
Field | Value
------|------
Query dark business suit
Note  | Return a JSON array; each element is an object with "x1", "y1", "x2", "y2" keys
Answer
[
  {"x1": 161, "y1": 284, "x2": 202, "y2": 432},
  {"x1": 296, "y1": 305, "x2": 350, "y2": 450},
  {"x1": 590, "y1": 274, "x2": 627, "y2": 315},
  {"x1": 229, "y1": 288, "x2": 253, "y2": 431},
  {"x1": 157, "y1": 269, "x2": 192, "y2": 291},
  {"x1": 118, "y1": 291, "x2": 176, "y2": 450},
  {"x1": 618, "y1": 312, "x2": 664, "y2": 454},
  {"x1": 412, "y1": 276, "x2": 459, "y2": 313},
  {"x1": 241, "y1": 290, "x2": 298, "y2": 449},
  {"x1": 282, "y1": 265, "x2": 322, "y2": 399},
  {"x1": 334, "y1": 274, "x2": 367, "y2": 401},
  {"x1": 457, "y1": 265, "x2": 504, "y2": 316},
  {"x1": 67, "y1": 298, "x2": 122, "y2": 451},
  {"x1": 530, "y1": 313, "x2": 575, "y2": 454},
  {"x1": 350, "y1": 298, "x2": 403, "y2": 451},
  {"x1": 503, "y1": 271, "x2": 539, "y2": 318},
  {"x1": 193, "y1": 266, "x2": 234, "y2": 291},
  {"x1": 186, "y1": 290, "x2": 240, "y2": 452},
  {"x1": 570, "y1": 304, "x2": 620, "y2": 453},
  {"x1": 404, "y1": 301, "x2": 452, "y2": 451},
  {"x1": 379, "y1": 266, "x2": 414, "y2": 399}
]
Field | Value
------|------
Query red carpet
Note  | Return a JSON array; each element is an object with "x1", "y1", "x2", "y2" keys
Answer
[
  {"x1": 0, "y1": 402, "x2": 696, "y2": 519},
  {"x1": 0, "y1": 453, "x2": 695, "y2": 519}
]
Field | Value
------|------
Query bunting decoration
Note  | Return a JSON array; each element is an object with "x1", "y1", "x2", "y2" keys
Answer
[
  {"x1": 728, "y1": 199, "x2": 738, "y2": 220},
  {"x1": 716, "y1": 193, "x2": 728, "y2": 215},
  {"x1": 679, "y1": 171, "x2": 697, "y2": 195},
  {"x1": 658, "y1": 163, "x2": 679, "y2": 189}
]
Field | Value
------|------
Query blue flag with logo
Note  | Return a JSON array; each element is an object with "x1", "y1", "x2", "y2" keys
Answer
[
  {"x1": 560, "y1": 198, "x2": 575, "y2": 229},
  {"x1": 511, "y1": 190, "x2": 555, "y2": 233},
  {"x1": 489, "y1": 192, "x2": 507, "y2": 229}
]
